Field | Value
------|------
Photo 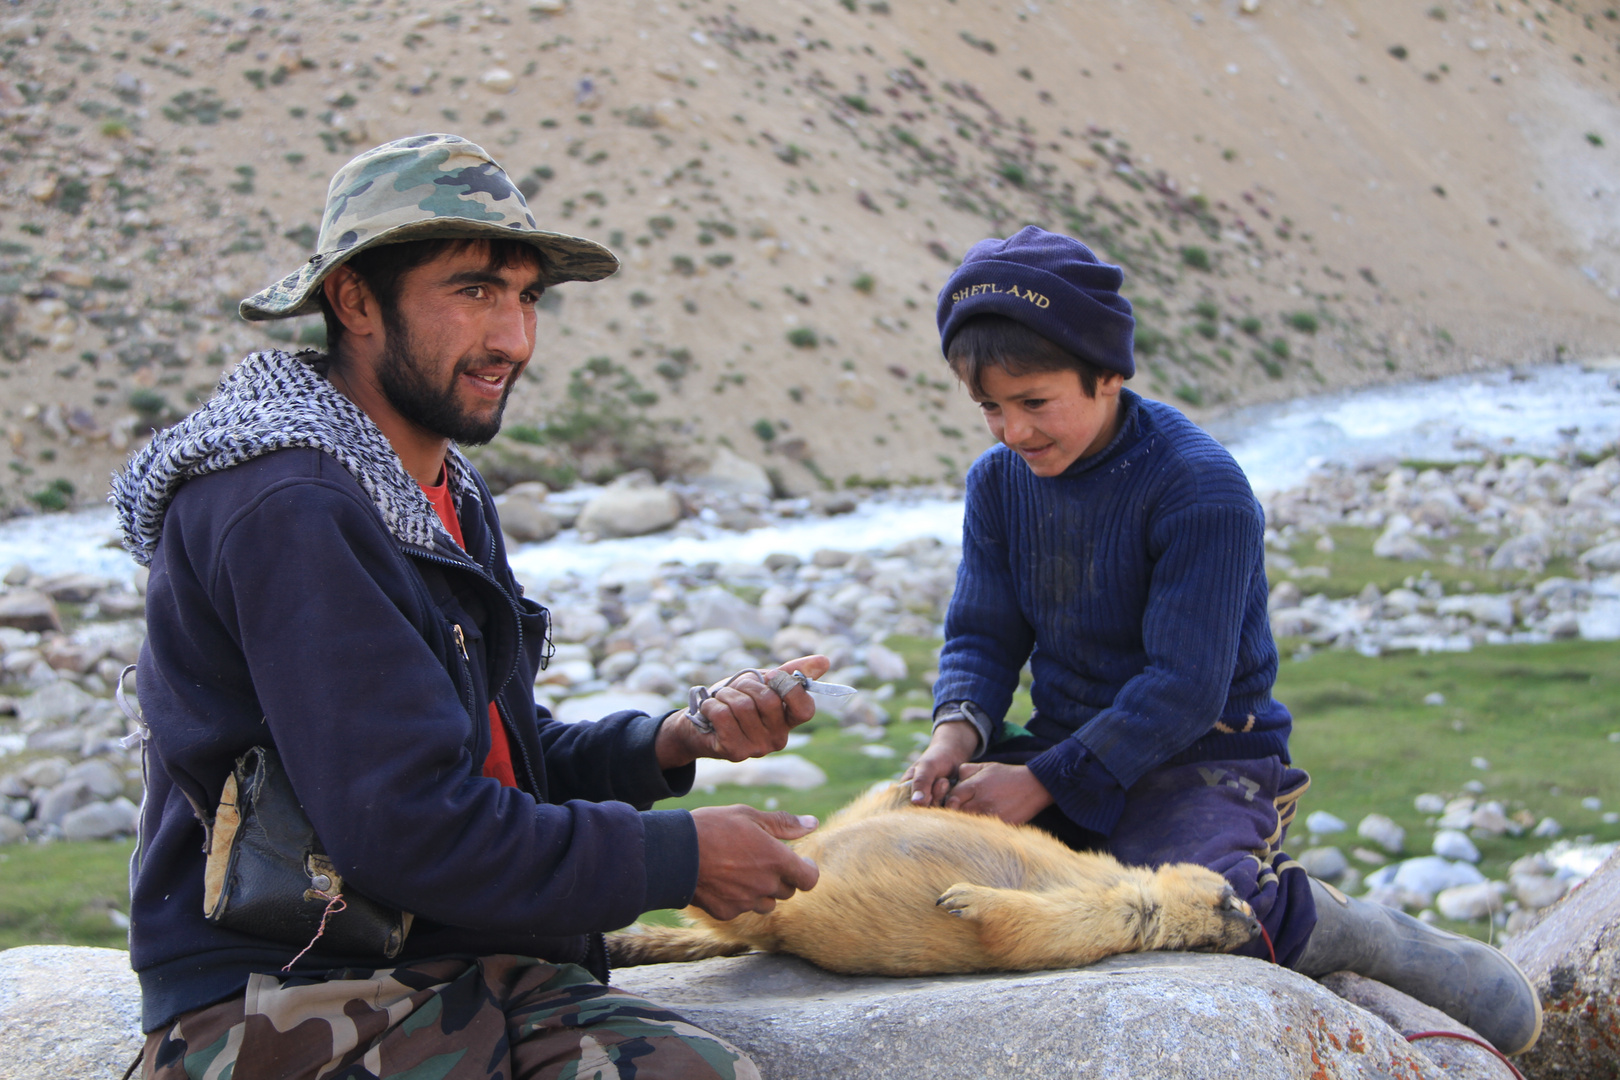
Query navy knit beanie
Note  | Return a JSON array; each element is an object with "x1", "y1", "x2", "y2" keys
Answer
[{"x1": 936, "y1": 226, "x2": 1136, "y2": 378}]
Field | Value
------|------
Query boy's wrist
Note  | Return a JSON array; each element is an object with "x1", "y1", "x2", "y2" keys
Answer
[{"x1": 932, "y1": 700, "x2": 993, "y2": 758}]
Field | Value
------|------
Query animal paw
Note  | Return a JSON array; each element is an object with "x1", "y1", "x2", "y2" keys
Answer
[
  {"x1": 1205, "y1": 884, "x2": 1262, "y2": 949},
  {"x1": 935, "y1": 882, "x2": 993, "y2": 921}
]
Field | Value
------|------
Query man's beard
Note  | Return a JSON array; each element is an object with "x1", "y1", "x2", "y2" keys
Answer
[{"x1": 375, "y1": 314, "x2": 515, "y2": 446}]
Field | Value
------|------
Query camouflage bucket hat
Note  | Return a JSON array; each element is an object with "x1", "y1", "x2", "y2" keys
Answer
[{"x1": 240, "y1": 133, "x2": 618, "y2": 321}]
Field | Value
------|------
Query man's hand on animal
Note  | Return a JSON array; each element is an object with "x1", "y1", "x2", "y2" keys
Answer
[
  {"x1": 945, "y1": 762, "x2": 1055, "y2": 826},
  {"x1": 689, "y1": 806, "x2": 821, "y2": 920},
  {"x1": 901, "y1": 720, "x2": 979, "y2": 807},
  {"x1": 656, "y1": 655, "x2": 830, "y2": 768}
]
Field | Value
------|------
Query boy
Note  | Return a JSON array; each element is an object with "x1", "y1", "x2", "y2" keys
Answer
[{"x1": 903, "y1": 226, "x2": 1539, "y2": 1056}]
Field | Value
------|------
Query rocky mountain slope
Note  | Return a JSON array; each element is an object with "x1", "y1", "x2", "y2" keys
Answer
[{"x1": 3, "y1": 0, "x2": 1620, "y2": 507}]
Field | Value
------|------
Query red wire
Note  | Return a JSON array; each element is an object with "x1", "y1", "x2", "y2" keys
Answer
[
  {"x1": 1258, "y1": 923, "x2": 1277, "y2": 965},
  {"x1": 1405, "y1": 1030, "x2": 1526, "y2": 1080}
]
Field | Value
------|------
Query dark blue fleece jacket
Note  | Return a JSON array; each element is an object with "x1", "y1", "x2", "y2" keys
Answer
[
  {"x1": 128, "y1": 447, "x2": 699, "y2": 1032},
  {"x1": 933, "y1": 390, "x2": 1290, "y2": 836}
]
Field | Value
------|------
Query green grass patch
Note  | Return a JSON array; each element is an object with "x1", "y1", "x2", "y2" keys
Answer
[
  {"x1": 1273, "y1": 524, "x2": 1577, "y2": 598},
  {"x1": 1282, "y1": 639, "x2": 1620, "y2": 935},
  {"x1": 11, "y1": 638, "x2": 1615, "y2": 949},
  {"x1": 0, "y1": 838, "x2": 135, "y2": 950}
]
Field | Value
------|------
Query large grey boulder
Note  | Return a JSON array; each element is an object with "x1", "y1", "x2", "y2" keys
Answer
[
  {"x1": 0, "y1": 946, "x2": 143, "y2": 1080},
  {"x1": 576, "y1": 481, "x2": 683, "y2": 538},
  {"x1": 612, "y1": 952, "x2": 1456, "y2": 1079},
  {"x1": 495, "y1": 488, "x2": 561, "y2": 544},
  {"x1": 0, "y1": 944, "x2": 1512, "y2": 1079},
  {"x1": 1505, "y1": 849, "x2": 1620, "y2": 1080},
  {"x1": 686, "y1": 586, "x2": 782, "y2": 647},
  {"x1": 14, "y1": 679, "x2": 97, "y2": 731},
  {"x1": 0, "y1": 589, "x2": 63, "y2": 634},
  {"x1": 685, "y1": 446, "x2": 774, "y2": 498}
]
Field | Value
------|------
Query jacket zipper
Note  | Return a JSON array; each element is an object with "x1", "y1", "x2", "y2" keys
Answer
[
  {"x1": 447, "y1": 622, "x2": 476, "y2": 720},
  {"x1": 410, "y1": 544, "x2": 538, "y2": 793},
  {"x1": 411, "y1": 546, "x2": 525, "y2": 695}
]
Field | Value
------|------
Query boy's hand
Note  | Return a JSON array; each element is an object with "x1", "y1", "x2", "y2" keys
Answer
[
  {"x1": 690, "y1": 805, "x2": 820, "y2": 920},
  {"x1": 900, "y1": 721, "x2": 979, "y2": 806},
  {"x1": 656, "y1": 655, "x2": 830, "y2": 768},
  {"x1": 946, "y1": 762, "x2": 1054, "y2": 825}
]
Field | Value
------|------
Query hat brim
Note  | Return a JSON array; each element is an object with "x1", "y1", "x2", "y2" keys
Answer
[{"x1": 239, "y1": 218, "x2": 620, "y2": 322}]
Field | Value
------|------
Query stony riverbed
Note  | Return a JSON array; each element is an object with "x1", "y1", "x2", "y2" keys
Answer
[{"x1": 1, "y1": 446, "x2": 1617, "y2": 936}]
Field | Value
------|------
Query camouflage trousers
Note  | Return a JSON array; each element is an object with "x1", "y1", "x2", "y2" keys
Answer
[{"x1": 140, "y1": 955, "x2": 760, "y2": 1080}]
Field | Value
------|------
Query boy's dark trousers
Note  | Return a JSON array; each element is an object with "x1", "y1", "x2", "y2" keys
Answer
[{"x1": 985, "y1": 734, "x2": 1318, "y2": 968}]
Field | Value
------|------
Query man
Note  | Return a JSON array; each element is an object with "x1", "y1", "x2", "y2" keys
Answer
[{"x1": 112, "y1": 133, "x2": 822, "y2": 1080}]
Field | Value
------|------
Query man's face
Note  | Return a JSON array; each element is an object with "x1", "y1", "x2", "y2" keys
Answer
[
  {"x1": 374, "y1": 244, "x2": 545, "y2": 445},
  {"x1": 970, "y1": 365, "x2": 1125, "y2": 477}
]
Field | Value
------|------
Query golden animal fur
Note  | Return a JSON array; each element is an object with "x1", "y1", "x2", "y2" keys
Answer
[{"x1": 609, "y1": 783, "x2": 1261, "y2": 976}]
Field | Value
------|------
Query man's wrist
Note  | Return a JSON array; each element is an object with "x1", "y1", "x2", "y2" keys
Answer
[{"x1": 654, "y1": 710, "x2": 698, "y2": 771}]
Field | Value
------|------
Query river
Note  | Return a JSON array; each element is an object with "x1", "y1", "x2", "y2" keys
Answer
[{"x1": 4, "y1": 361, "x2": 1617, "y2": 587}]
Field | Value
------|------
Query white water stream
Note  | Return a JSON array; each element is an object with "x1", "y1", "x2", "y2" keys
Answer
[{"x1": 5, "y1": 362, "x2": 1617, "y2": 587}]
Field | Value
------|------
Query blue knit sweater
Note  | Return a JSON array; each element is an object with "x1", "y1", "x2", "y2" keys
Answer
[{"x1": 934, "y1": 389, "x2": 1291, "y2": 836}]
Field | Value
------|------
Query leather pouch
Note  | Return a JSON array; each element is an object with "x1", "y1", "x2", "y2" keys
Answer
[{"x1": 203, "y1": 746, "x2": 412, "y2": 959}]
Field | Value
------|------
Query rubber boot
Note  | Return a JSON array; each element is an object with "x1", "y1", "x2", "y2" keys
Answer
[{"x1": 1295, "y1": 879, "x2": 1542, "y2": 1056}]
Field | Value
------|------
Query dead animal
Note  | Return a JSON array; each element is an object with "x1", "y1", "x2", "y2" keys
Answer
[{"x1": 609, "y1": 782, "x2": 1262, "y2": 975}]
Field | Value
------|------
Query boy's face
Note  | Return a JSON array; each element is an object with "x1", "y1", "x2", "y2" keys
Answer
[{"x1": 970, "y1": 365, "x2": 1125, "y2": 477}]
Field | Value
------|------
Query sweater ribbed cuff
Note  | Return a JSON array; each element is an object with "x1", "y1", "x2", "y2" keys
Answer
[
  {"x1": 932, "y1": 700, "x2": 993, "y2": 759},
  {"x1": 1026, "y1": 739, "x2": 1127, "y2": 837},
  {"x1": 640, "y1": 810, "x2": 700, "y2": 912}
]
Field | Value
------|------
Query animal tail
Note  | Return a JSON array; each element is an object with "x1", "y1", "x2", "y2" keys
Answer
[{"x1": 605, "y1": 923, "x2": 754, "y2": 967}]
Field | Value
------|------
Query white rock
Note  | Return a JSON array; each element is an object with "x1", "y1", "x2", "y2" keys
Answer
[
  {"x1": 60, "y1": 797, "x2": 139, "y2": 841},
  {"x1": 1373, "y1": 525, "x2": 1432, "y2": 561},
  {"x1": 1488, "y1": 533, "x2": 1548, "y2": 572},
  {"x1": 625, "y1": 661, "x2": 681, "y2": 695},
  {"x1": 693, "y1": 753, "x2": 827, "y2": 790},
  {"x1": 1431, "y1": 829, "x2": 1480, "y2": 863},
  {"x1": 1435, "y1": 594, "x2": 1515, "y2": 628},
  {"x1": 536, "y1": 659, "x2": 596, "y2": 687},
  {"x1": 677, "y1": 628, "x2": 746, "y2": 664},
  {"x1": 1413, "y1": 793, "x2": 1446, "y2": 814},
  {"x1": 862, "y1": 642, "x2": 908, "y2": 682},
  {"x1": 1297, "y1": 846, "x2": 1348, "y2": 881},
  {"x1": 551, "y1": 607, "x2": 611, "y2": 644},
  {"x1": 15, "y1": 681, "x2": 98, "y2": 731},
  {"x1": 480, "y1": 67, "x2": 516, "y2": 93},
  {"x1": 1356, "y1": 814, "x2": 1405, "y2": 854},
  {"x1": 1511, "y1": 873, "x2": 1568, "y2": 911},
  {"x1": 598, "y1": 650, "x2": 641, "y2": 682},
  {"x1": 770, "y1": 626, "x2": 825, "y2": 664},
  {"x1": 1306, "y1": 810, "x2": 1347, "y2": 834},
  {"x1": 63, "y1": 758, "x2": 125, "y2": 801},
  {"x1": 1434, "y1": 882, "x2": 1504, "y2": 922},
  {"x1": 1468, "y1": 803, "x2": 1508, "y2": 836},
  {"x1": 577, "y1": 486, "x2": 683, "y2": 539},
  {"x1": 1387, "y1": 855, "x2": 1487, "y2": 899},
  {"x1": 497, "y1": 497, "x2": 561, "y2": 544},
  {"x1": 1577, "y1": 539, "x2": 1620, "y2": 571},
  {"x1": 685, "y1": 447, "x2": 773, "y2": 498},
  {"x1": 687, "y1": 586, "x2": 782, "y2": 646},
  {"x1": 18, "y1": 757, "x2": 69, "y2": 789}
]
